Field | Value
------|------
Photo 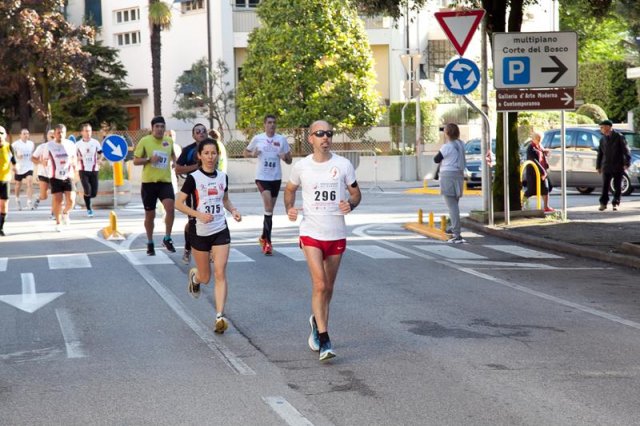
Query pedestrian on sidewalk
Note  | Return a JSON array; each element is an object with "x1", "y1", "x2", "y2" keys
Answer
[
  {"x1": 11, "y1": 129, "x2": 35, "y2": 210},
  {"x1": 597, "y1": 119, "x2": 631, "y2": 211},
  {"x1": 244, "y1": 115, "x2": 292, "y2": 256},
  {"x1": 0, "y1": 125, "x2": 17, "y2": 236},
  {"x1": 434, "y1": 123, "x2": 467, "y2": 244},
  {"x1": 524, "y1": 131, "x2": 554, "y2": 213},
  {"x1": 76, "y1": 124, "x2": 103, "y2": 217},
  {"x1": 175, "y1": 137, "x2": 242, "y2": 334},
  {"x1": 133, "y1": 116, "x2": 178, "y2": 255},
  {"x1": 284, "y1": 120, "x2": 361, "y2": 362}
]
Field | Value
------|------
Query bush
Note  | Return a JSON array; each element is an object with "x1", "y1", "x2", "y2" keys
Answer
[
  {"x1": 633, "y1": 105, "x2": 640, "y2": 132},
  {"x1": 576, "y1": 103, "x2": 607, "y2": 123},
  {"x1": 578, "y1": 61, "x2": 638, "y2": 122},
  {"x1": 98, "y1": 161, "x2": 129, "y2": 180},
  {"x1": 388, "y1": 101, "x2": 438, "y2": 146}
]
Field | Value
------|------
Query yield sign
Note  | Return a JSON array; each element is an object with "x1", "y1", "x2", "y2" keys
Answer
[{"x1": 434, "y1": 9, "x2": 485, "y2": 56}]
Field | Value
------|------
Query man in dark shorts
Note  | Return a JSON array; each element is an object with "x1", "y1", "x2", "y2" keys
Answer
[
  {"x1": 0, "y1": 126, "x2": 17, "y2": 236},
  {"x1": 133, "y1": 116, "x2": 178, "y2": 255},
  {"x1": 244, "y1": 115, "x2": 292, "y2": 255}
]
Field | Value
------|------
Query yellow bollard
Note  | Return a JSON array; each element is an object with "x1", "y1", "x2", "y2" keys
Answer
[
  {"x1": 113, "y1": 161, "x2": 124, "y2": 186},
  {"x1": 441, "y1": 215, "x2": 447, "y2": 232},
  {"x1": 418, "y1": 208, "x2": 423, "y2": 224},
  {"x1": 102, "y1": 210, "x2": 125, "y2": 240},
  {"x1": 428, "y1": 211, "x2": 434, "y2": 228}
]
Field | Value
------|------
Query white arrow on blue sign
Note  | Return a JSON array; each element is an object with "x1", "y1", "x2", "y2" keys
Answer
[
  {"x1": 102, "y1": 134, "x2": 128, "y2": 162},
  {"x1": 444, "y1": 58, "x2": 480, "y2": 96}
]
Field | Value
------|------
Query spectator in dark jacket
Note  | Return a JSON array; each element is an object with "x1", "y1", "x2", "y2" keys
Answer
[{"x1": 596, "y1": 119, "x2": 631, "y2": 211}]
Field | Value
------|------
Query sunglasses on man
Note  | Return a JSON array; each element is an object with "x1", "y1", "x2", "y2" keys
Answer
[{"x1": 312, "y1": 130, "x2": 333, "y2": 138}]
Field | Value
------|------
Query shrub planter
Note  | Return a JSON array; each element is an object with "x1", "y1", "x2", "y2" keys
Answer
[{"x1": 75, "y1": 179, "x2": 132, "y2": 208}]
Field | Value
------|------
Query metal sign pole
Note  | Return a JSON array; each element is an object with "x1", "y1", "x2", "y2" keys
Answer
[
  {"x1": 560, "y1": 110, "x2": 567, "y2": 221},
  {"x1": 112, "y1": 161, "x2": 117, "y2": 211},
  {"x1": 503, "y1": 112, "x2": 510, "y2": 225}
]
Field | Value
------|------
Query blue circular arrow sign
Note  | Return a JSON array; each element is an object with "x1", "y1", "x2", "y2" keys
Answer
[
  {"x1": 102, "y1": 134, "x2": 128, "y2": 162},
  {"x1": 444, "y1": 58, "x2": 480, "y2": 95}
]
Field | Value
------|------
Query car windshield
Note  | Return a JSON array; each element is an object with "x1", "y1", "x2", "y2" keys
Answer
[{"x1": 465, "y1": 139, "x2": 496, "y2": 155}]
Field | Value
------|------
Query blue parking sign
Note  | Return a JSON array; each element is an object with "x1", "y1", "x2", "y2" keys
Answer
[{"x1": 503, "y1": 57, "x2": 530, "y2": 85}]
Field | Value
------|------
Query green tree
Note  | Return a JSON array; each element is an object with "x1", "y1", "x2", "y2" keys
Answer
[
  {"x1": 237, "y1": 0, "x2": 383, "y2": 133},
  {"x1": 173, "y1": 58, "x2": 235, "y2": 139},
  {"x1": 51, "y1": 41, "x2": 131, "y2": 130},
  {"x1": 0, "y1": 0, "x2": 94, "y2": 128},
  {"x1": 148, "y1": 0, "x2": 172, "y2": 117}
]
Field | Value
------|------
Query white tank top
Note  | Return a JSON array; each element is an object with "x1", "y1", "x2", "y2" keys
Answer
[
  {"x1": 191, "y1": 169, "x2": 228, "y2": 236},
  {"x1": 11, "y1": 140, "x2": 35, "y2": 174}
]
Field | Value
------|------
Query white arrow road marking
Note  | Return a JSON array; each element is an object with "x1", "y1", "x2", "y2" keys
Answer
[
  {"x1": 0, "y1": 257, "x2": 7, "y2": 272},
  {"x1": 0, "y1": 273, "x2": 64, "y2": 313},
  {"x1": 105, "y1": 139, "x2": 123, "y2": 158},
  {"x1": 55, "y1": 308, "x2": 86, "y2": 358},
  {"x1": 262, "y1": 397, "x2": 314, "y2": 426}
]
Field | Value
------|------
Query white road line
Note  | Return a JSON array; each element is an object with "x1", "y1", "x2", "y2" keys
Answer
[
  {"x1": 277, "y1": 247, "x2": 306, "y2": 261},
  {"x1": 414, "y1": 245, "x2": 487, "y2": 260},
  {"x1": 55, "y1": 308, "x2": 86, "y2": 358},
  {"x1": 125, "y1": 249, "x2": 174, "y2": 265},
  {"x1": 449, "y1": 259, "x2": 558, "y2": 269},
  {"x1": 484, "y1": 244, "x2": 563, "y2": 259},
  {"x1": 0, "y1": 257, "x2": 7, "y2": 272},
  {"x1": 92, "y1": 234, "x2": 255, "y2": 376},
  {"x1": 228, "y1": 248, "x2": 255, "y2": 263},
  {"x1": 354, "y1": 225, "x2": 640, "y2": 332},
  {"x1": 48, "y1": 253, "x2": 91, "y2": 269},
  {"x1": 262, "y1": 397, "x2": 315, "y2": 426},
  {"x1": 348, "y1": 245, "x2": 409, "y2": 259}
]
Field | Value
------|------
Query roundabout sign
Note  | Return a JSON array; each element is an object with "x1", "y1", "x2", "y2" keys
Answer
[{"x1": 443, "y1": 57, "x2": 480, "y2": 95}]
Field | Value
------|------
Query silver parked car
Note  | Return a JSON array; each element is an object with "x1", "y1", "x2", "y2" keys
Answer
[
  {"x1": 464, "y1": 138, "x2": 495, "y2": 187},
  {"x1": 540, "y1": 127, "x2": 640, "y2": 195}
]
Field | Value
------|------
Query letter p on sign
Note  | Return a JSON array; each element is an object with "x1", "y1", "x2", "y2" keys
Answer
[{"x1": 504, "y1": 57, "x2": 530, "y2": 85}]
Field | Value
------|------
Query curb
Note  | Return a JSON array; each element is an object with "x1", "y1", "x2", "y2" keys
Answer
[{"x1": 461, "y1": 218, "x2": 640, "y2": 270}]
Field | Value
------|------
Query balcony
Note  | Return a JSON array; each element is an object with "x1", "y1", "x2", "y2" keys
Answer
[{"x1": 232, "y1": 9, "x2": 391, "y2": 33}]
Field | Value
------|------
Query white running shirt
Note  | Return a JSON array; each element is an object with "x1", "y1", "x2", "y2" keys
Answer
[
  {"x1": 288, "y1": 153, "x2": 356, "y2": 241},
  {"x1": 11, "y1": 140, "x2": 35, "y2": 174},
  {"x1": 188, "y1": 169, "x2": 228, "y2": 236},
  {"x1": 32, "y1": 143, "x2": 52, "y2": 178},
  {"x1": 76, "y1": 138, "x2": 102, "y2": 172},
  {"x1": 46, "y1": 140, "x2": 77, "y2": 180},
  {"x1": 246, "y1": 133, "x2": 290, "y2": 181}
]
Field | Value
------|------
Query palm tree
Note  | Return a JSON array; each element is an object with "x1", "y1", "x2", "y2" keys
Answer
[{"x1": 148, "y1": 0, "x2": 172, "y2": 117}]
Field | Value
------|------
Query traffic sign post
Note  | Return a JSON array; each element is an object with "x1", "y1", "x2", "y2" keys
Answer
[
  {"x1": 493, "y1": 32, "x2": 577, "y2": 89},
  {"x1": 496, "y1": 87, "x2": 575, "y2": 112},
  {"x1": 443, "y1": 58, "x2": 480, "y2": 95},
  {"x1": 434, "y1": 9, "x2": 485, "y2": 56},
  {"x1": 102, "y1": 134, "x2": 129, "y2": 210}
]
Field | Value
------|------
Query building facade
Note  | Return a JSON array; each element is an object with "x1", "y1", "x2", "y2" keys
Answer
[{"x1": 65, "y1": 0, "x2": 557, "y2": 135}]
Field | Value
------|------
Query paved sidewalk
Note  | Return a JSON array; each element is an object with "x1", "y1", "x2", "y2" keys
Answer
[{"x1": 462, "y1": 199, "x2": 640, "y2": 269}]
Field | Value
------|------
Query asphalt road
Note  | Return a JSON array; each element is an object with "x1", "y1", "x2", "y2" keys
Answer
[{"x1": 1, "y1": 187, "x2": 640, "y2": 425}]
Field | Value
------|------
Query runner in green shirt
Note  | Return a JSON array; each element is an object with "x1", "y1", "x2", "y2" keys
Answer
[{"x1": 133, "y1": 116, "x2": 178, "y2": 255}]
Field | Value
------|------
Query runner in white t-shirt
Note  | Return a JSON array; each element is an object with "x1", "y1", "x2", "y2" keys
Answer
[
  {"x1": 11, "y1": 129, "x2": 35, "y2": 210},
  {"x1": 284, "y1": 120, "x2": 361, "y2": 362},
  {"x1": 31, "y1": 130, "x2": 54, "y2": 214},
  {"x1": 46, "y1": 124, "x2": 77, "y2": 231},
  {"x1": 244, "y1": 115, "x2": 292, "y2": 255},
  {"x1": 76, "y1": 124, "x2": 103, "y2": 217}
]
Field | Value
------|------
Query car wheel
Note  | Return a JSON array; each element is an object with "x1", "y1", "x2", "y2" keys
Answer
[
  {"x1": 614, "y1": 174, "x2": 633, "y2": 196},
  {"x1": 576, "y1": 186, "x2": 595, "y2": 194}
]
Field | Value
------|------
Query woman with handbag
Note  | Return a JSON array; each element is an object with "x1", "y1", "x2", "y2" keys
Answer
[
  {"x1": 434, "y1": 123, "x2": 467, "y2": 244},
  {"x1": 524, "y1": 131, "x2": 554, "y2": 213}
]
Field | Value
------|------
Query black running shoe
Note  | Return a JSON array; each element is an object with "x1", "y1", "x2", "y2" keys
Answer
[
  {"x1": 162, "y1": 238, "x2": 176, "y2": 253},
  {"x1": 147, "y1": 243, "x2": 155, "y2": 256},
  {"x1": 0, "y1": 230, "x2": 5, "y2": 237}
]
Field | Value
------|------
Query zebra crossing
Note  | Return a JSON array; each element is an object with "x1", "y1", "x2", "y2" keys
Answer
[{"x1": 0, "y1": 242, "x2": 566, "y2": 272}]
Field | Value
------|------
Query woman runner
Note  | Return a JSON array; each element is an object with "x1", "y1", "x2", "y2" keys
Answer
[{"x1": 175, "y1": 138, "x2": 241, "y2": 333}]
